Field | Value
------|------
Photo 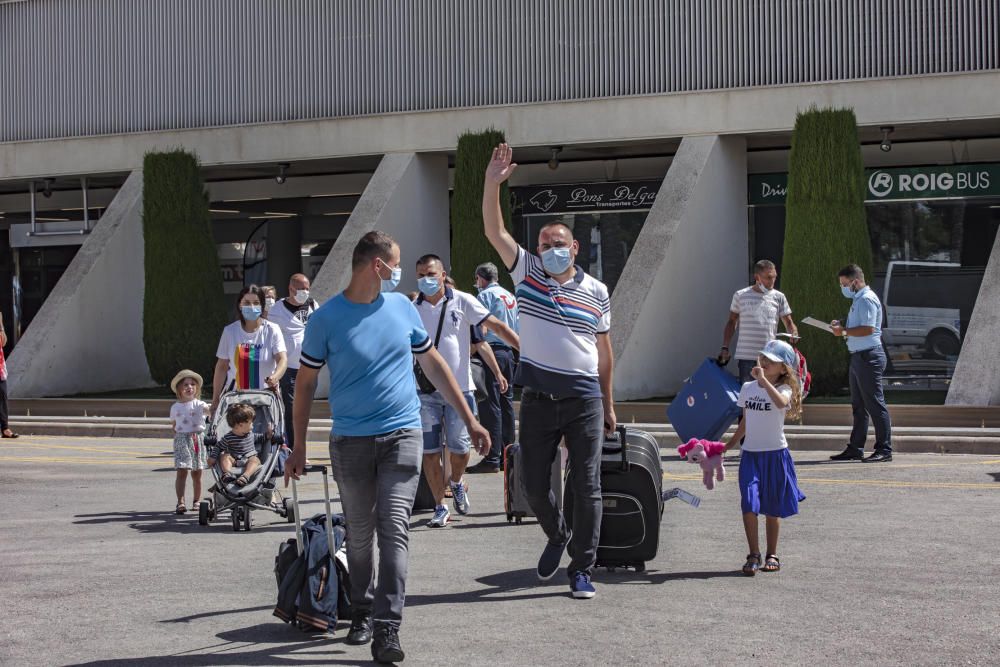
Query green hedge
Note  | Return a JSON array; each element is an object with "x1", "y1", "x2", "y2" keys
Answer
[
  {"x1": 142, "y1": 150, "x2": 228, "y2": 386},
  {"x1": 782, "y1": 107, "x2": 873, "y2": 395},
  {"x1": 450, "y1": 128, "x2": 514, "y2": 290}
]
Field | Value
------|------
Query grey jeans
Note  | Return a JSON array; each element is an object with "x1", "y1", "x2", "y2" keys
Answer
[{"x1": 329, "y1": 428, "x2": 422, "y2": 629}]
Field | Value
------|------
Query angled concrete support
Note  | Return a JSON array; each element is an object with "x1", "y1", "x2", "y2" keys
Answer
[
  {"x1": 308, "y1": 152, "x2": 448, "y2": 398},
  {"x1": 311, "y1": 152, "x2": 449, "y2": 302},
  {"x1": 947, "y1": 230, "x2": 1000, "y2": 406},
  {"x1": 611, "y1": 135, "x2": 748, "y2": 400},
  {"x1": 7, "y1": 171, "x2": 154, "y2": 397}
]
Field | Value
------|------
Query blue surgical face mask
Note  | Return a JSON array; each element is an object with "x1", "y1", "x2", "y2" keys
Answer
[
  {"x1": 417, "y1": 276, "x2": 440, "y2": 296},
  {"x1": 541, "y1": 247, "x2": 573, "y2": 275},
  {"x1": 241, "y1": 305, "x2": 262, "y2": 321},
  {"x1": 841, "y1": 284, "x2": 855, "y2": 299},
  {"x1": 379, "y1": 262, "x2": 402, "y2": 292}
]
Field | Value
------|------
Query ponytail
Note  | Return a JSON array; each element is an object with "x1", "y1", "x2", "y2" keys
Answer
[{"x1": 779, "y1": 363, "x2": 803, "y2": 421}]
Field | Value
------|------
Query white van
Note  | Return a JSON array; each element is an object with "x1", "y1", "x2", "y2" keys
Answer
[{"x1": 880, "y1": 261, "x2": 962, "y2": 358}]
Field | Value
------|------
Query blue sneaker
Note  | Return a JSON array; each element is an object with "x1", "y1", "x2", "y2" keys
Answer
[
  {"x1": 451, "y1": 479, "x2": 470, "y2": 515},
  {"x1": 570, "y1": 571, "x2": 596, "y2": 599},
  {"x1": 536, "y1": 529, "x2": 571, "y2": 581},
  {"x1": 428, "y1": 505, "x2": 450, "y2": 528}
]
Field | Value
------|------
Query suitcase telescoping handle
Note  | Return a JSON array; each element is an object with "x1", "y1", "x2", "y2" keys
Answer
[
  {"x1": 602, "y1": 425, "x2": 630, "y2": 471},
  {"x1": 291, "y1": 464, "x2": 337, "y2": 561}
]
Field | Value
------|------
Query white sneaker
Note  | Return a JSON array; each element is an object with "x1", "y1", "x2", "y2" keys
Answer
[
  {"x1": 451, "y1": 479, "x2": 470, "y2": 515},
  {"x1": 428, "y1": 504, "x2": 450, "y2": 528}
]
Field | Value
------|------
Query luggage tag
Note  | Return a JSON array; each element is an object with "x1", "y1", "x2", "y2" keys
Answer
[{"x1": 662, "y1": 487, "x2": 701, "y2": 508}]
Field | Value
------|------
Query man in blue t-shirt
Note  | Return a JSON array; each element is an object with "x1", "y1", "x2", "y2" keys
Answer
[
  {"x1": 285, "y1": 231, "x2": 489, "y2": 664},
  {"x1": 829, "y1": 263, "x2": 893, "y2": 463}
]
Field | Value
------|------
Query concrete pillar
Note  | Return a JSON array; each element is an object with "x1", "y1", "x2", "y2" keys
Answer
[
  {"x1": 611, "y1": 135, "x2": 748, "y2": 400},
  {"x1": 311, "y1": 152, "x2": 449, "y2": 301},
  {"x1": 266, "y1": 217, "x2": 303, "y2": 293},
  {"x1": 308, "y1": 152, "x2": 449, "y2": 398},
  {"x1": 7, "y1": 171, "x2": 155, "y2": 397},
  {"x1": 947, "y1": 229, "x2": 1000, "y2": 406}
]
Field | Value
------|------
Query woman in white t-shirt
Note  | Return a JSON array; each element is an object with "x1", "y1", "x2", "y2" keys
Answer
[
  {"x1": 725, "y1": 339, "x2": 806, "y2": 577},
  {"x1": 210, "y1": 285, "x2": 287, "y2": 416}
]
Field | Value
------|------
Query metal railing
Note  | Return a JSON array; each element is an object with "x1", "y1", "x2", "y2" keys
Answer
[{"x1": 1, "y1": 0, "x2": 997, "y2": 143}]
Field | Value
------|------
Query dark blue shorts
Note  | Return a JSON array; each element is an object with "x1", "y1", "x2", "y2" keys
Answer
[{"x1": 738, "y1": 448, "x2": 805, "y2": 518}]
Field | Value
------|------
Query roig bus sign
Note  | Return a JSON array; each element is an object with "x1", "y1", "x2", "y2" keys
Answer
[
  {"x1": 866, "y1": 166, "x2": 992, "y2": 199},
  {"x1": 748, "y1": 163, "x2": 999, "y2": 205}
]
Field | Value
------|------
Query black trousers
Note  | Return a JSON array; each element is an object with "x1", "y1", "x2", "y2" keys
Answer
[
  {"x1": 847, "y1": 347, "x2": 893, "y2": 453},
  {"x1": 0, "y1": 379, "x2": 9, "y2": 430}
]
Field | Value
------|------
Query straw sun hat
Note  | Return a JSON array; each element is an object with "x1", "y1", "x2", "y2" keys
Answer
[{"x1": 170, "y1": 369, "x2": 204, "y2": 396}]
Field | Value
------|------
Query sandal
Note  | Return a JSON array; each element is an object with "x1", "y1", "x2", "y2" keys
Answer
[
  {"x1": 2, "y1": 429, "x2": 19, "y2": 439},
  {"x1": 220, "y1": 473, "x2": 235, "y2": 484},
  {"x1": 175, "y1": 502, "x2": 187, "y2": 515},
  {"x1": 742, "y1": 553, "x2": 761, "y2": 576},
  {"x1": 762, "y1": 554, "x2": 781, "y2": 572},
  {"x1": 235, "y1": 474, "x2": 250, "y2": 487}
]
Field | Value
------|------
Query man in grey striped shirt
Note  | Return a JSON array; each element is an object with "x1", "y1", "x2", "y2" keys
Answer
[{"x1": 719, "y1": 260, "x2": 799, "y2": 383}]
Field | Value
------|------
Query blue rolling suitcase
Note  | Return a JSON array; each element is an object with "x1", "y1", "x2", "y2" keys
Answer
[{"x1": 667, "y1": 358, "x2": 742, "y2": 442}]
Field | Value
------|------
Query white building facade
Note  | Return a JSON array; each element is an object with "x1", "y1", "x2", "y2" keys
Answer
[{"x1": 2, "y1": 0, "x2": 999, "y2": 403}]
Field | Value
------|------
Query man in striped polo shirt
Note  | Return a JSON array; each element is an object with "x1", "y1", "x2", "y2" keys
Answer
[
  {"x1": 482, "y1": 144, "x2": 615, "y2": 600},
  {"x1": 719, "y1": 260, "x2": 799, "y2": 383}
]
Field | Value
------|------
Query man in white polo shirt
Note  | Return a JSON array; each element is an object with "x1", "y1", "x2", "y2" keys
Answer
[
  {"x1": 482, "y1": 144, "x2": 615, "y2": 600},
  {"x1": 719, "y1": 260, "x2": 799, "y2": 383},
  {"x1": 267, "y1": 273, "x2": 320, "y2": 448},
  {"x1": 412, "y1": 254, "x2": 519, "y2": 528}
]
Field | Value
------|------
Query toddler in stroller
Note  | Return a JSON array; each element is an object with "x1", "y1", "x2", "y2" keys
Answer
[
  {"x1": 198, "y1": 389, "x2": 292, "y2": 531},
  {"x1": 209, "y1": 403, "x2": 269, "y2": 487}
]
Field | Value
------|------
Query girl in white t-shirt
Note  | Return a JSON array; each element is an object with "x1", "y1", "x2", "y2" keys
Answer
[
  {"x1": 169, "y1": 369, "x2": 210, "y2": 514},
  {"x1": 725, "y1": 339, "x2": 805, "y2": 576}
]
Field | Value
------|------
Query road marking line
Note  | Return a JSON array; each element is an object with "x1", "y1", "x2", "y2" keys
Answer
[
  {"x1": 663, "y1": 470, "x2": 999, "y2": 490},
  {"x1": 19, "y1": 442, "x2": 168, "y2": 455},
  {"x1": 0, "y1": 456, "x2": 159, "y2": 466}
]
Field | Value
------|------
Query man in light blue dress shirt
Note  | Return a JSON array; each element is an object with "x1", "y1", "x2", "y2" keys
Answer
[{"x1": 829, "y1": 264, "x2": 893, "y2": 463}]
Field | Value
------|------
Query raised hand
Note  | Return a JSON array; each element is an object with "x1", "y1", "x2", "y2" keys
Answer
[{"x1": 485, "y1": 143, "x2": 518, "y2": 185}]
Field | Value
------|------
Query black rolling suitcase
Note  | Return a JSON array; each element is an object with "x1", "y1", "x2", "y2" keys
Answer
[
  {"x1": 564, "y1": 426, "x2": 663, "y2": 571},
  {"x1": 504, "y1": 442, "x2": 562, "y2": 524}
]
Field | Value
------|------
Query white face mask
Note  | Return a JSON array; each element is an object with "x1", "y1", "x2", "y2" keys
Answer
[
  {"x1": 294, "y1": 289, "x2": 310, "y2": 304},
  {"x1": 756, "y1": 282, "x2": 771, "y2": 296},
  {"x1": 264, "y1": 297, "x2": 276, "y2": 309}
]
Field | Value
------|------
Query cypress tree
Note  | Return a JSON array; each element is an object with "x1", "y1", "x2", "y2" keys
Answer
[
  {"x1": 142, "y1": 150, "x2": 228, "y2": 386},
  {"x1": 782, "y1": 107, "x2": 874, "y2": 395},
  {"x1": 450, "y1": 128, "x2": 513, "y2": 290}
]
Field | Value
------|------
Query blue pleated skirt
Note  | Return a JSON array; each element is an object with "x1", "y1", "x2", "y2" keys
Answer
[{"x1": 738, "y1": 448, "x2": 805, "y2": 518}]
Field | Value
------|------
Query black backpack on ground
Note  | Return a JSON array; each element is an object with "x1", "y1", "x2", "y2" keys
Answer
[{"x1": 274, "y1": 514, "x2": 350, "y2": 632}]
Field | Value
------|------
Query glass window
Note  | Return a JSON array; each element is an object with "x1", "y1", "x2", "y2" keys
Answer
[
  {"x1": 749, "y1": 198, "x2": 1000, "y2": 381},
  {"x1": 520, "y1": 210, "x2": 647, "y2": 294}
]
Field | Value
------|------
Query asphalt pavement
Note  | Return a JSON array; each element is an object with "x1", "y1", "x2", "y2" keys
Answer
[{"x1": 1, "y1": 435, "x2": 998, "y2": 666}]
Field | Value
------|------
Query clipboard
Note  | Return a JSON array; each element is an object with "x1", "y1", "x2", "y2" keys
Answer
[{"x1": 801, "y1": 316, "x2": 835, "y2": 334}]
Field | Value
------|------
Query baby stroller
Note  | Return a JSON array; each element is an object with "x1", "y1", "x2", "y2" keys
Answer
[{"x1": 198, "y1": 389, "x2": 293, "y2": 531}]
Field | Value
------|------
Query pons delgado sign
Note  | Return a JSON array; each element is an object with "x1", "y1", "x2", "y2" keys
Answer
[
  {"x1": 748, "y1": 163, "x2": 999, "y2": 205},
  {"x1": 514, "y1": 181, "x2": 659, "y2": 215}
]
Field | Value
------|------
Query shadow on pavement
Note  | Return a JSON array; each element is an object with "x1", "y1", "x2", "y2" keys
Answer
[
  {"x1": 66, "y1": 639, "x2": 357, "y2": 666},
  {"x1": 73, "y1": 511, "x2": 295, "y2": 535},
  {"x1": 405, "y1": 567, "x2": 570, "y2": 607},
  {"x1": 600, "y1": 568, "x2": 743, "y2": 583},
  {"x1": 989, "y1": 472, "x2": 1000, "y2": 482},
  {"x1": 161, "y1": 605, "x2": 274, "y2": 624}
]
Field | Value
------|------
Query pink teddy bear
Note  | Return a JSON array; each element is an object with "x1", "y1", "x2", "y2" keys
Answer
[{"x1": 677, "y1": 438, "x2": 727, "y2": 490}]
